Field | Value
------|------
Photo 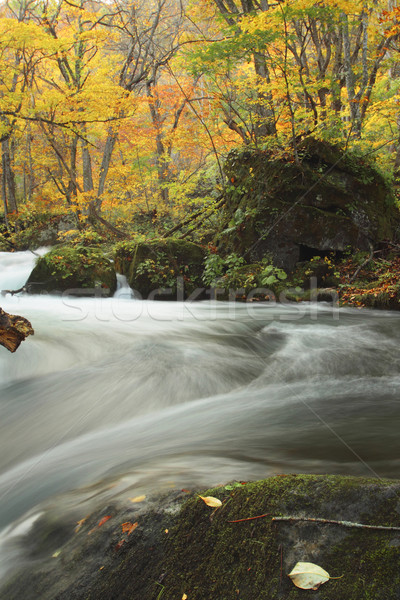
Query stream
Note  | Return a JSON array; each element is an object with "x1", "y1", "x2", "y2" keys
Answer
[{"x1": 0, "y1": 250, "x2": 400, "y2": 580}]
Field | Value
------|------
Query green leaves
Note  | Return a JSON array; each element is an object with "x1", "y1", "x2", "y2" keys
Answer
[{"x1": 259, "y1": 263, "x2": 287, "y2": 287}]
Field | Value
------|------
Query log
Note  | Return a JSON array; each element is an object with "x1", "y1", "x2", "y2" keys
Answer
[{"x1": 0, "y1": 307, "x2": 34, "y2": 352}]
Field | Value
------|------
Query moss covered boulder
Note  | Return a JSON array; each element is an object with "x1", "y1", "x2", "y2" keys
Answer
[
  {"x1": 219, "y1": 138, "x2": 400, "y2": 271},
  {"x1": 2, "y1": 475, "x2": 400, "y2": 600},
  {"x1": 26, "y1": 246, "x2": 117, "y2": 296},
  {"x1": 114, "y1": 238, "x2": 206, "y2": 299}
]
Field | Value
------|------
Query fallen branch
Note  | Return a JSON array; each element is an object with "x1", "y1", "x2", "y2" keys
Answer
[
  {"x1": 178, "y1": 197, "x2": 226, "y2": 240},
  {"x1": 349, "y1": 242, "x2": 374, "y2": 283},
  {"x1": 88, "y1": 205, "x2": 127, "y2": 239},
  {"x1": 272, "y1": 516, "x2": 400, "y2": 531},
  {"x1": 1, "y1": 286, "x2": 27, "y2": 296},
  {"x1": 162, "y1": 195, "x2": 224, "y2": 239},
  {"x1": 0, "y1": 307, "x2": 34, "y2": 352}
]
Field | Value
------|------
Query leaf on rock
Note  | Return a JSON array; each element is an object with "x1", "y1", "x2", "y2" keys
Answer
[
  {"x1": 129, "y1": 495, "x2": 146, "y2": 503},
  {"x1": 88, "y1": 515, "x2": 112, "y2": 535},
  {"x1": 288, "y1": 562, "x2": 330, "y2": 590},
  {"x1": 75, "y1": 517, "x2": 87, "y2": 533},
  {"x1": 198, "y1": 495, "x2": 222, "y2": 508},
  {"x1": 121, "y1": 521, "x2": 138, "y2": 535},
  {"x1": 98, "y1": 515, "x2": 112, "y2": 527},
  {"x1": 115, "y1": 539, "x2": 126, "y2": 551}
]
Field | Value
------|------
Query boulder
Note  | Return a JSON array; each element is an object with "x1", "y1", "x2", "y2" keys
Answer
[
  {"x1": 2, "y1": 475, "x2": 400, "y2": 599},
  {"x1": 219, "y1": 138, "x2": 400, "y2": 271},
  {"x1": 10, "y1": 213, "x2": 77, "y2": 250},
  {"x1": 114, "y1": 238, "x2": 206, "y2": 299},
  {"x1": 26, "y1": 246, "x2": 117, "y2": 296}
]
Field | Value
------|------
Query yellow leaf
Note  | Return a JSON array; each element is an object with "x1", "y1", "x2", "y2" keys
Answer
[
  {"x1": 288, "y1": 562, "x2": 330, "y2": 590},
  {"x1": 198, "y1": 495, "x2": 222, "y2": 508},
  {"x1": 129, "y1": 495, "x2": 146, "y2": 503},
  {"x1": 75, "y1": 517, "x2": 87, "y2": 533},
  {"x1": 182, "y1": 595, "x2": 188, "y2": 600}
]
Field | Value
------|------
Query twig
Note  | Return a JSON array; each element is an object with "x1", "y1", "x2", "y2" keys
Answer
[
  {"x1": 1, "y1": 286, "x2": 26, "y2": 296},
  {"x1": 228, "y1": 513, "x2": 270, "y2": 523},
  {"x1": 272, "y1": 516, "x2": 400, "y2": 531}
]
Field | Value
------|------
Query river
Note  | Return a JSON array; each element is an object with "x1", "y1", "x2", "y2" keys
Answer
[{"x1": 0, "y1": 250, "x2": 399, "y2": 579}]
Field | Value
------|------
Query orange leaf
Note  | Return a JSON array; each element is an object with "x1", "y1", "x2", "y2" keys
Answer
[
  {"x1": 115, "y1": 539, "x2": 126, "y2": 551},
  {"x1": 121, "y1": 521, "x2": 138, "y2": 535},
  {"x1": 98, "y1": 515, "x2": 112, "y2": 527}
]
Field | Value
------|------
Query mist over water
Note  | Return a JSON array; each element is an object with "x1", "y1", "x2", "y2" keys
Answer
[{"x1": 0, "y1": 250, "x2": 400, "y2": 576}]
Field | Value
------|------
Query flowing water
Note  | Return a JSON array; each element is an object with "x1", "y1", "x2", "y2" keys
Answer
[{"x1": 0, "y1": 250, "x2": 400, "y2": 578}]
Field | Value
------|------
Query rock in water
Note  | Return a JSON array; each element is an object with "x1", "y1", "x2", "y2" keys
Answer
[{"x1": 0, "y1": 307, "x2": 34, "y2": 352}]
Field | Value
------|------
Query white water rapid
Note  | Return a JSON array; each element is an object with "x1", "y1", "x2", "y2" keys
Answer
[{"x1": 0, "y1": 250, "x2": 399, "y2": 580}]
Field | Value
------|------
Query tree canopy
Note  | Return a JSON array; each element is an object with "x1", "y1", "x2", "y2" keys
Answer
[{"x1": 0, "y1": 0, "x2": 399, "y2": 233}]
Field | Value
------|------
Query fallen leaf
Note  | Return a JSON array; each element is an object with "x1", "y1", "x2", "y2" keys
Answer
[
  {"x1": 165, "y1": 529, "x2": 169, "y2": 534},
  {"x1": 182, "y1": 594, "x2": 188, "y2": 599},
  {"x1": 129, "y1": 495, "x2": 146, "y2": 503},
  {"x1": 115, "y1": 539, "x2": 126, "y2": 551},
  {"x1": 52, "y1": 550, "x2": 61, "y2": 558},
  {"x1": 88, "y1": 515, "x2": 112, "y2": 535},
  {"x1": 198, "y1": 495, "x2": 222, "y2": 508},
  {"x1": 288, "y1": 562, "x2": 330, "y2": 590},
  {"x1": 98, "y1": 515, "x2": 112, "y2": 527},
  {"x1": 121, "y1": 521, "x2": 138, "y2": 535},
  {"x1": 75, "y1": 517, "x2": 87, "y2": 533}
]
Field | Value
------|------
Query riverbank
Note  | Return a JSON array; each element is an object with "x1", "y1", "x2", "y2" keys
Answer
[{"x1": 2, "y1": 474, "x2": 400, "y2": 600}]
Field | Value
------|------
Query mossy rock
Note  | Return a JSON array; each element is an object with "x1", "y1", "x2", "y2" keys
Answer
[
  {"x1": 9, "y1": 213, "x2": 76, "y2": 250},
  {"x1": 219, "y1": 138, "x2": 400, "y2": 271},
  {"x1": 114, "y1": 238, "x2": 206, "y2": 300},
  {"x1": 342, "y1": 287, "x2": 400, "y2": 311},
  {"x1": 26, "y1": 246, "x2": 117, "y2": 296},
  {"x1": 2, "y1": 475, "x2": 400, "y2": 600},
  {"x1": 290, "y1": 256, "x2": 341, "y2": 290},
  {"x1": 162, "y1": 475, "x2": 400, "y2": 599}
]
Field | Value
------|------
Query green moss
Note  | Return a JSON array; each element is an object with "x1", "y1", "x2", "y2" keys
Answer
[
  {"x1": 162, "y1": 475, "x2": 400, "y2": 600},
  {"x1": 27, "y1": 245, "x2": 117, "y2": 295},
  {"x1": 114, "y1": 238, "x2": 206, "y2": 299},
  {"x1": 219, "y1": 138, "x2": 399, "y2": 271}
]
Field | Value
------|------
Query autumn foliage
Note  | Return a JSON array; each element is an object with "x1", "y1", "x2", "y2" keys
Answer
[{"x1": 0, "y1": 0, "x2": 399, "y2": 233}]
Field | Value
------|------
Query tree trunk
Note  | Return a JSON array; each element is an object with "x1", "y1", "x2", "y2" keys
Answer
[
  {"x1": 1, "y1": 139, "x2": 17, "y2": 213},
  {"x1": 147, "y1": 82, "x2": 170, "y2": 204},
  {"x1": 97, "y1": 130, "x2": 118, "y2": 202},
  {"x1": 341, "y1": 13, "x2": 361, "y2": 137},
  {"x1": 82, "y1": 137, "x2": 94, "y2": 192},
  {"x1": 252, "y1": 52, "x2": 277, "y2": 140},
  {"x1": 67, "y1": 135, "x2": 78, "y2": 201}
]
